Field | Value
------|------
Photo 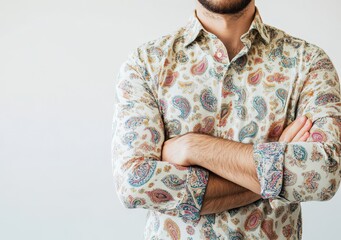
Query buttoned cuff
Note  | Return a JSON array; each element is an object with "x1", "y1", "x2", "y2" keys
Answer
[
  {"x1": 176, "y1": 166, "x2": 209, "y2": 222},
  {"x1": 253, "y1": 142, "x2": 287, "y2": 199}
]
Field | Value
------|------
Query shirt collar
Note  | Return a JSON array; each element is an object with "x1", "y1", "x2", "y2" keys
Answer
[{"x1": 183, "y1": 6, "x2": 270, "y2": 48}]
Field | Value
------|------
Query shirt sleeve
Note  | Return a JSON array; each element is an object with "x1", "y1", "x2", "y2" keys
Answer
[
  {"x1": 112, "y1": 48, "x2": 209, "y2": 222},
  {"x1": 252, "y1": 47, "x2": 341, "y2": 202}
]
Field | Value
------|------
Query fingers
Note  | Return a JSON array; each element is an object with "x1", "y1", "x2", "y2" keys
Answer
[
  {"x1": 292, "y1": 118, "x2": 312, "y2": 142},
  {"x1": 279, "y1": 116, "x2": 308, "y2": 142},
  {"x1": 298, "y1": 131, "x2": 310, "y2": 142}
]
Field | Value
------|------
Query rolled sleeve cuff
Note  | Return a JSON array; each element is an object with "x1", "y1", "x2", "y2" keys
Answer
[
  {"x1": 253, "y1": 142, "x2": 287, "y2": 199},
  {"x1": 176, "y1": 166, "x2": 209, "y2": 222}
]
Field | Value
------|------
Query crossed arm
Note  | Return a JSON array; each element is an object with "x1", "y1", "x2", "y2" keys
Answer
[
  {"x1": 162, "y1": 115, "x2": 313, "y2": 215},
  {"x1": 161, "y1": 48, "x2": 341, "y2": 212},
  {"x1": 161, "y1": 132, "x2": 262, "y2": 215},
  {"x1": 198, "y1": 172, "x2": 261, "y2": 215},
  {"x1": 113, "y1": 47, "x2": 341, "y2": 219}
]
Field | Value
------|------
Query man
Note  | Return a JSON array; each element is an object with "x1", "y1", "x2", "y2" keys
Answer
[{"x1": 112, "y1": 0, "x2": 341, "y2": 239}]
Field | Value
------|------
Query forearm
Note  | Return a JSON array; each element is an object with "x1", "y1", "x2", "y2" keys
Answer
[
  {"x1": 162, "y1": 132, "x2": 262, "y2": 215},
  {"x1": 188, "y1": 134, "x2": 261, "y2": 194},
  {"x1": 204, "y1": 171, "x2": 250, "y2": 198},
  {"x1": 201, "y1": 190, "x2": 261, "y2": 215},
  {"x1": 200, "y1": 172, "x2": 261, "y2": 215}
]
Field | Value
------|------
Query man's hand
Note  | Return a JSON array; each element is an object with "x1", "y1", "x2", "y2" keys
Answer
[
  {"x1": 161, "y1": 132, "x2": 206, "y2": 167},
  {"x1": 279, "y1": 115, "x2": 312, "y2": 142}
]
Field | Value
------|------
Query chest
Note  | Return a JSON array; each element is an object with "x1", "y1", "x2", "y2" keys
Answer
[{"x1": 156, "y1": 50, "x2": 300, "y2": 144}]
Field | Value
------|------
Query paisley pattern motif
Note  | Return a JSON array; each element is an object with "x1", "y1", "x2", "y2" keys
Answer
[
  {"x1": 222, "y1": 74, "x2": 236, "y2": 98},
  {"x1": 267, "y1": 119, "x2": 284, "y2": 140},
  {"x1": 125, "y1": 116, "x2": 146, "y2": 129},
  {"x1": 164, "y1": 218, "x2": 181, "y2": 240},
  {"x1": 315, "y1": 93, "x2": 340, "y2": 106},
  {"x1": 235, "y1": 105, "x2": 247, "y2": 120},
  {"x1": 163, "y1": 69, "x2": 178, "y2": 87},
  {"x1": 244, "y1": 209, "x2": 263, "y2": 231},
  {"x1": 128, "y1": 161, "x2": 157, "y2": 187},
  {"x1": 193, "y1": 116, "x2": 215, "y2": 134},
  {"x1": 190, "y1": 57, "x2": 208, "y2": 75},
  {"x1": 228, "y1": 228, "x2": 245, "y2": 240},
  {"x1": 172, "y1": 95, "x2": 191, "y2": 119},
  {"x1": 253, "y1": 96, "x2": 268, "y2": 120},
  {"x1": 247, "y1": 68, "x2": 263, "y2": 85},
  {"x1": 310, "y1": 129, "x2": 327, "y2": 142},
  {"x1": 261, "y1": 219, "x2": 278, "y2": 240},
  {"x1": 146, "y1": 189, "x2": 174, "y2": 204},
  {"x1": 161, "y1": 174, "x2": 186, "y2": 190},
  {"x1": 125, "y1": 195, "x2": 146, "y2": 208},
  {"x1": 311, "y1": 58, "x2": 334, "y2": 71},
  {"x1": 175, "y1": 50, "x2": 189, "y2": 64},
  {"x1": 165, "y1": 119, "x2": 182, "y2": 137},
  {"x1": 145, "y1": 127, "x2": 161, "y2": 144},
  {"x1": 293, "y1": 144, "x2": 308, "y2": 162},
  {"x1": 267, "y1": 72, "x2": 289, "y2": 83},
  {"x1": 200, "y1": 88, "x2": 218, "y2": 112},
  {"x1": 177, "y1": 203, "x2": 201, "y2": 222},
  {"x1": 276, "y1": 88, "x2": 288, "y2": 109},
  {"x1": 233, "y1": 54, "x2": 247, "y2": 73},
  {"x1": 302, "y1": 170, "x2": 321, "y2": 193},
  {"x1": 112, "y1": 6, "x2": 341, "y2": 240},
  {"x1": 283, "y1": 167, "x2": 297, "y2": 186},
  {"x1": 121, "y1": 132, "x2": 138, "y2": 148},
  {"x1": 238, "y1": 121, "x2": 259, "y2": 142},
  {"x1": 218, "y1": 102, "x2": 232, "y2": 127}
]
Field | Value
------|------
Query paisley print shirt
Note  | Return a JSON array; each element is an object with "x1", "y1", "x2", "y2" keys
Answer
[{"x1": 112, "y1": 6, "x2": 341, "y2": 240}]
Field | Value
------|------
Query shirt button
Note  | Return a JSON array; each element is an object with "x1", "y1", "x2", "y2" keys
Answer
[{"x1": 217, "y1": 51, "x2": 223, "y2": 58}]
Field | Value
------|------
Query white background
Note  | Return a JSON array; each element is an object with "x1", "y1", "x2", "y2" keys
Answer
[{"x1": 1, "y1": 0, "x2": 340, "y2": 239}]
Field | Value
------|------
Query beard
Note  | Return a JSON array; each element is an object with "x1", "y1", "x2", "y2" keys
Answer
[{"x1": 198, "y1": 0, "x2": 252, "y2": 14}]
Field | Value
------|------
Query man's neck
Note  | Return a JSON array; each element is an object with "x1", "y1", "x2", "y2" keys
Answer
[{"x1": 195, "y1": 1, "x2": 256, "y2": 60}]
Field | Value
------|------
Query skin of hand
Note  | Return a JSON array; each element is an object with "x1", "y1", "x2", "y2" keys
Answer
[
  {"x1": 161, "y1": 115, "x2": 313, "y2": 214},
  {"x1": 279, "y1": 115, "x2": 312, "y2": 142}
]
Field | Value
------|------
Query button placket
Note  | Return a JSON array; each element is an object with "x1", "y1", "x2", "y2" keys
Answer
[
  {"x1": 203, "y1": 31, "x2": 255, "y2": 138},
  {"x1": 215, "y1": 62, "x2": 232, "y2": 137}
]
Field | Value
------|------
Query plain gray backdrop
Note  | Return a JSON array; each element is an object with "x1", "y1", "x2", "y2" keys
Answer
[{"x1": 1, "y1": 0, "x2": 340, "y2": 239}]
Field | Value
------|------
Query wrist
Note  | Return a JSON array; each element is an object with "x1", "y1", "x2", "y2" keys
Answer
[
  {"x1": 187, "y1": 132, "x2": 217, "y2": 167},
  {"x1": 183, "y1": 132, "x2": 197, "y2": 166},
  {"x1": 183, "y1": 132, "x2": 208, "y2": 166}
]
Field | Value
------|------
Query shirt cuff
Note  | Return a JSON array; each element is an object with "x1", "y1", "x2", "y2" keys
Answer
[
  {"x1": 176, "y1": 166, "x2": 209, "y2": 222},
  {"x1": 253, "y1": 141, "x2": 287, "y2": 199}
]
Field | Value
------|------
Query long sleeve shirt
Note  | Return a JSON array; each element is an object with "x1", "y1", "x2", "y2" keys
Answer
[{"x1": 112, "y1": 6, "x2": 341, "y2": 240}]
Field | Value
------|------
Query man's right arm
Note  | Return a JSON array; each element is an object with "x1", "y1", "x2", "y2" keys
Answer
[{"x1": 112, "y1": 48, "x2": 209, "y2": 222}]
